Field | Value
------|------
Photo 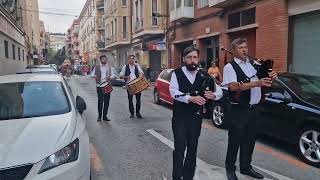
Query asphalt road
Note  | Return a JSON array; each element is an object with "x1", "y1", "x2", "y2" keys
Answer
[{"x1": 68, "y1": 75, "x2": 319, "y2": 180}]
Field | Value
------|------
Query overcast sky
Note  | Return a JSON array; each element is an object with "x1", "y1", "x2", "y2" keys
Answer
[{"x1": 38, "y1": 0, "x2": 87, "y2": 33}]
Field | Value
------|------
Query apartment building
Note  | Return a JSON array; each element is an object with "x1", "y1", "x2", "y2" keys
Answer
[
  {"x1": 79, "y1": 0, "x2": 99, "y2": 65},
  {"x1": 40, "y1": 21, "x2": 50, "y2": 63},
  {"x1": 0, "y1": 0, "x2": 28, "y2": 75},
  {"x1": 67, "y1": 19, "x2": 80, "y2": 63},
  {"x1": 104, "y1": 0, "x2": 131, "y2": 67},
  {"x1": 131, "y1": 0, "x2": 168, "y2": 81}
]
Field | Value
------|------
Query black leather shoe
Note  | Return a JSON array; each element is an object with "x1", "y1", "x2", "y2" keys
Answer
[
  {"x1": 226, "y1": 170, "x2": 238, "y2": 180},
  {"x1": 136, "y1": 113, "x2": 143, "y2": 119},
  {"x1": 103, "y1": 117, "x2": 111, "y2": 121},
  {"x1": 240, "y1": 169, "x2": 264, "y2": 179},
  {"x1": 130, "y1": 114, "x2": 134, "y2": 118},
  {"x1": 97, "y1": 118, "x2": 101, "y2": 122}
]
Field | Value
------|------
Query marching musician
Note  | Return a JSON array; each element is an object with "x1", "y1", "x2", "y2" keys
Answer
[
  {"x1": 91, "y1": 55, "x2": 114, "y2": 122},
  {"x1": 223, "y1": 38, "x2": 277, "y2": 180},
  {"x1": 120, "y1": 54, "x2": 144, "y2": 119},
  {"x1": 169, "y1": 46, "x2": 223, "y2": 180}
]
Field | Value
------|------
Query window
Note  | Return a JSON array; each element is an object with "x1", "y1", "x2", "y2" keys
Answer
[
  {"x1": 115, "y1": 19, "x2": 117, "y2": 38},
  {"x1": 123, "y1": 16, "x2": 127, "y2": 39},
  {"x1": 185, "y1": 0, "x2": 193, "y2": 7},
  {"x1": 170, "y1": 0, "x2": 174, "y2": 11},
  {"x1": 177, "y1": 0, "x2": 181, "y2": 8},
  {"x1": 228, "y1": 8, "x2": 256, "y2": 29},
  {"x1": 122, "y1": 0, "x2": 127, "y2": 6},
  {"x1": 12, "y1": 44, "x2": 16, "y2": 60},
  {"x1": 0, "y1": 82, "x2": 70, "y2": 120},
  {"x1": 152, "y1": 0, "x2": 158, "y2": 26},
  {"x1": 4, "y1": 40, "x2": 9, "y2": 58},
  {"x1": 198, "y1": 0, "x2": 208, "y2": 8},
  {"x1": 22, "y1": 49, "x2": 25, "y2": 61},
  {"x1": 18, "y1": 47, "x2": 21, "y2": 60}
]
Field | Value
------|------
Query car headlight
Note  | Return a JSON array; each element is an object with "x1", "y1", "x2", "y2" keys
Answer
[{"x1": 38, "y1": 139, "x2": 79, "y2": 174}]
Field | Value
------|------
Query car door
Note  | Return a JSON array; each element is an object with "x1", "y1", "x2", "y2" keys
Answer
[
  {"x1": 163, "y1": 70, "x2": 173, "y2": 104},
  {"x1": 157, "y1": 70, "x2": 167, "y2": 100},
  {"x1": 257, "y1": 80, "x2": 297, "y2": 141}
]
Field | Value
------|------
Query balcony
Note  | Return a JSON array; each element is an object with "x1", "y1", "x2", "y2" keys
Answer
[
  {"x1": 97, "y1": 21, "x2": 105, "y2": 31},
  {"x1": 96, "y1": 1, "x2": 105, "y2": 10},
  {"x1": 134, "y1": 18, "x2": 144, "y2": 32},
  {"x1": 170, "y1": 0, "x2": 194, "y2": 22},
  {"x1": 96, "y1": 40, "x2": 106, "y2": 50},
  {"x1": 209, "y1": 0, "x2": 242, "y2": 8}
]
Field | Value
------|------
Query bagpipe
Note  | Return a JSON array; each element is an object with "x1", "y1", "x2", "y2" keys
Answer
[
  {"x1": 221, "y1": 47, "x2": 274, "y2": 79},
  {"x1": 175, "y1": 65, "x2": 216, "y2": 116}
]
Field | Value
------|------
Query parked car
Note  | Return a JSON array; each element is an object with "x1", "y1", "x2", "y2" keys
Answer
[
  {"x1": 211, "y1": 72, "x2": 320, "y2": 167},
  {"x1": 153, "y1": 69, "x2": 174, "y2": 105},
  {"x1": 0, "y1": 74, "x2": 90, "y2": 179},
  {"x1": 110, "y1": 67, "x2": 126, "y2": 86},
  {"x1": 18, "y1": 67, "x2": 58, "y2": 74}
]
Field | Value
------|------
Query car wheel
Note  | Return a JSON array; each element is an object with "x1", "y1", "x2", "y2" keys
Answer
[
  {"x1": 297, "y1": 127, "x2": 320, "y2": 167},
  {"x1": 211, "y1": 103, "x2": 224, "y2": 128},
  {"x1": 153, "y1": 90, "x2": 161, "y2": 104}
]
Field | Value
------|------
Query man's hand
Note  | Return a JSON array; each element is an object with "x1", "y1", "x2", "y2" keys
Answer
[
  {"x1": 269, "y1": 71, "x2": 278, "y2": 80},
  {"x1": 189, "y1": 96, "x2": 206, "y2": 106},
  {"x1": 122, "y1": 76, "x2": 129, "y2": 81},
  {"x1": 107, "y1": 76, "x2": 111, "y2": 81},
  {"x1": 204, "y1": 91, "x2": 216, "y2": 100},
  {"x1": 257, "y1": 78, "x2": 273, "y2": 87}
]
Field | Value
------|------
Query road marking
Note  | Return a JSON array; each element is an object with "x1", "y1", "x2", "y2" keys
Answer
[
  {"x1": 90, "y1": 143, "x2": 103, "y2": 174},
  {"x1": 256, "y1": 144, "x2": 309, "y2": 169},
  {"x1": 147, "y1": 129, "x2": 295, "y2": 180}
]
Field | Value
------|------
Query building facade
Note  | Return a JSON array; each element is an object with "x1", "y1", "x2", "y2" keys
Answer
[
  {"x1": 131, "y1": 0, "x2": 168, "y2": 81},
  {"x1": 66, "y1": 19, "x2": 80, "y2": 64},
  {"x1": 0, "y1": 0, "x2": 28, "y2": 75},
  {"x1": 79, "y1": 0, "x2": 100, "y2": 66},
  {"x1": 168, "y1": 0, "x2": 320, "y2": 76},
  {"x1": 49, "y1": 33, "x2": 67, "y2": 52},
  {"x1": 22, "y1": 0, "x2": 41, "y2": 65},
  {"x1": 40, "y1": 21, "x2": 50, "y2": 63},
  {"x1": 104, "y1": 0, "x2": 131, "y2": 67}
]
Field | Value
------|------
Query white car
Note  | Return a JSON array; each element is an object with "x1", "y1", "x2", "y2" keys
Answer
[{"x1": 0, "y1": 74, "x2": 90, "y2": 180}]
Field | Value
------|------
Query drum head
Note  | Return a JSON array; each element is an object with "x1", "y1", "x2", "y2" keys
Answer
[{"x1": 99, "y1": 82, "x2": 109, "y2": 87}]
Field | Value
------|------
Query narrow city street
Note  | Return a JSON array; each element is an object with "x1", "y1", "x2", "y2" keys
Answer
[{"x1": 68, "y1": 75, "x2": 319, "y2": 180}]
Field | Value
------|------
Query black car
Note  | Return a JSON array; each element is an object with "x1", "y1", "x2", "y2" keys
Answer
[
  {"x1": 212, "y1": 73, "x2": 320, "y2": 167},
  {"x1": 110, "y1": 67, "x2": 126, "y2": 86}
]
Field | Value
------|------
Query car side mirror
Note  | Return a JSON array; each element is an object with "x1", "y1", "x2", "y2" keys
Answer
[{"x1": 76, "y1": 96, "x2": 87, "y2": 114}]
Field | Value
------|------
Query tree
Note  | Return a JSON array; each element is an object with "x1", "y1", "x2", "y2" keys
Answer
[{"x1": 50, "y1": 47, "x2": 66, "y2": 65}]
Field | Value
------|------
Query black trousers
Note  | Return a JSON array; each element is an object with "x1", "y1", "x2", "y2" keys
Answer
[
  {"x1": 127, "y1": 91, "x2": 141, "y2": 115},
  {"x1": 225, "y1": 105, "x2": 258, "y2": 172},
  {"x1": 97, "y1": 87, "x2": 111, "y2": 119},
  {"x1": 172, "y1": 115, "x2": 202, "y2": 180}
]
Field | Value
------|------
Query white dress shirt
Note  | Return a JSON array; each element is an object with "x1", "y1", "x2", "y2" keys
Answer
[
  {"x1": 91, "y1": 64, "x2": 114, "y2": 87},
  {"x1": 169, "y1": 66, "x2": 223, "y2": 104},
  {"x1": 120, "y1": 63, "x2": 144, "y2": 83},
  {"x1": 222, "y1": 58, "x2": 261, "y2": 105}
]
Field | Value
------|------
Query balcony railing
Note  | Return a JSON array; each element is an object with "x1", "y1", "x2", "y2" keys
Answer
[
  {"x1": 134, "y1": 18, "x2": 144, "y2": 32},
  {"x1": 96, "y1": 1, "x2": 105, "y2": 10},
  {"x1": 209, "y1": 0, "x2": 241, "y2": 8},
  {"x1": 96, "y1": 21, "x2": 105, "y2": 31},
  {"x1": 170, "y1": 0, "x2": 194, "y2": 22},
  {"x1": 96, "y1": 41, "x2": 105, "y2": 50},
  {"x1": 151, "y1": 16, "x2": 159, "y2": 26}
]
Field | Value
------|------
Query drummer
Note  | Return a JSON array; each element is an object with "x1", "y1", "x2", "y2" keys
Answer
[
  {"x1": 91, "y1": 55, "x2": 114, "y2": 122},
  {"x1": 120, "y1": 54, "x2": 144, "y2": 119}
]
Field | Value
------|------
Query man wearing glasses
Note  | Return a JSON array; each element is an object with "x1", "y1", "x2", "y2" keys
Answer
[{"x1": 120, "y1": 54, "x2": 144, "y2": 119}]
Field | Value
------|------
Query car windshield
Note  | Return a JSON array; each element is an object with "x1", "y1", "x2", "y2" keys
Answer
[
  {"x1": 112, "y1": 68, "x2": 121, "y2": 77},
  {"x1": 280, "y1": 75, "x2": 320, "y2": 101},
  {"x1": 0, "y1": 81, "x2": 70, "y2": 120}
]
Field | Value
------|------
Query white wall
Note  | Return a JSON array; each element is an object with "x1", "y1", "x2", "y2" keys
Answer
[{"x1": 0, "y1": 34, "x2": 27, "y2": 75}]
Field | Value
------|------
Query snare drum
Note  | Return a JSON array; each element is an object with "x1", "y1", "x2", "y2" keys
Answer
[
  {"x1": 99, "y1": 82, "x2": 113, "y2": 94},
  {"x1": 127, "y1": 77, "x2": 149, "y2": 95}
]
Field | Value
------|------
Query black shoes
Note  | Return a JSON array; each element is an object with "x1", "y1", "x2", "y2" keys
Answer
[
  {"x1": 97, "y1": 118, "x2": 101, "y2": 122},
  {"x1": 130, "y1": 114, "x2": 134, "y2": 118},
  {"x1": 103, "y1": 117, "x2": 111, "y2": 122},
  {"x1": 226, "y1": 170, "x2": 238, "y2": 180},
  {"x1": 136, "y1": 113, "x2": 143, "y2": 119},
  {"x1": 240, "y1": 168, "x2": 264, "y2": 179}
]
